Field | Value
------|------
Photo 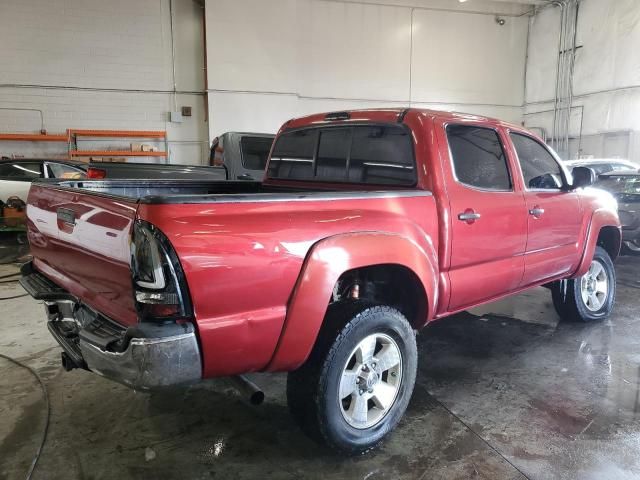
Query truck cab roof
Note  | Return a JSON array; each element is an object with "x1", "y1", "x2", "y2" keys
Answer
[{"x1": 281, "y1": 108, "x2": 525, "y2": 134}]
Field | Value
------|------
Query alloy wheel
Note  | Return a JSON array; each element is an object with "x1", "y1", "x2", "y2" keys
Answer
[{"x1": 338, "y1": 333, "x2": 403, "y2": 429}]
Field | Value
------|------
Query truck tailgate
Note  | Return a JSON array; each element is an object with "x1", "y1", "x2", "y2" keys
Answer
[{"x1": 26, "y1": 183, "x2": 139, "y2": 326}]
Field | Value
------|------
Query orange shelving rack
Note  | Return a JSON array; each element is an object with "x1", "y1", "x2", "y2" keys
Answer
[
  {"x1": 0, "y1": 129, "x2": 169, "y2": 161},
  {"x1": 67, "y1": 129, "x2": 168, "y2": 161},
  {"x1": 0, "y1": 133, "x2": 67, "y2": 142}
]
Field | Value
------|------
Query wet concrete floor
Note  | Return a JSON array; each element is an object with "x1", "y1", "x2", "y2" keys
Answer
[{"x1": 1, "y1": 247, "x2": 639, "y2": 479}]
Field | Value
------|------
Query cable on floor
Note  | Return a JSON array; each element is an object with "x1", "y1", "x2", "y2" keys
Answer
[
  {"x1": 0, "y1": 272, "x2": 21, "y2": 280},
  {"x1": 0, "y1": 293, "x2": 29, "y2": 300},
  {"x1": 0, "y1": 353, "x2": 50, "y2": 480}
]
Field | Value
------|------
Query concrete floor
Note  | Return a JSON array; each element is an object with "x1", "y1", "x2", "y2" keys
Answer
[{"x1": 1, "y1": 241, "x2": 640, "y2": 479}]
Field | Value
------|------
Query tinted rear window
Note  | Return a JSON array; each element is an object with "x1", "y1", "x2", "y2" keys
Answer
[
  {"x1": 267, "y1": 125, "x2": 415, "y2": 185},
  {"x1": 240, "y1": 136, "x2": 273, "y2": 171},
  {"x1": 0, "y1": 162, "x2": 42, "y2": 179},
  {"x1": 268, "y1": 129, "x2": 316, "y2": 180}
]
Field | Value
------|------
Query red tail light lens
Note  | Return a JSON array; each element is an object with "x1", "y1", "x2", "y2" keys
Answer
[{"x1": 86, "y1": 167, "x2": 107, "y2": 179}]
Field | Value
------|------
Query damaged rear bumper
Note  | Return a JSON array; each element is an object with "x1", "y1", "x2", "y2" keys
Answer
[
  {"x1": 20, "y1": 262, "x2": 202, "y2": 391},
  {"x1": 78, "y1": 329, "x2": 201, "y2": 390}
]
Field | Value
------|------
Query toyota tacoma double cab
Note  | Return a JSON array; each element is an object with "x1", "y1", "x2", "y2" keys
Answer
[{"x1": 20, "y1": 109, "x2": 621, "y2": 454}]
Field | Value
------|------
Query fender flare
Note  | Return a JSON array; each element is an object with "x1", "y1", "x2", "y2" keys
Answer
[
  {"x1": 573, "y1": 208, "x2": 621, "y2": 278},
  {"x1": 266, "y1": 231, "x2": 438, "y2": 372}
]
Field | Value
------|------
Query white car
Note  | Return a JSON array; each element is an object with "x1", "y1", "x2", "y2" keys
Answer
[
  {"x1": 0, "y1": 159, "x2": 87, "y2": 203},
  {"x1": 564, "y1": 158, "x2": 638, "y2": 176}
]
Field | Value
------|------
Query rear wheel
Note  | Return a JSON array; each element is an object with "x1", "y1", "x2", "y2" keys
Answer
[
  {"x1": 287, "y1": 303, "x2": 417, "y2": 455},
  {"x1": 551, "y1": 246, "x2": 616, "y2": 322}
]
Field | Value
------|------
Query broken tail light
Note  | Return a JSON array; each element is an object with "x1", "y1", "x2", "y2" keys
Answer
[{"x1": 130, "y1": 220, "x2": 192, "y2": 322}]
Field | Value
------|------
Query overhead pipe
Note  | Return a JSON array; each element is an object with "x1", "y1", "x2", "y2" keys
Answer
[
  {"x1": 550, "y1": 0, "x2": 564, "y2": 152},
  {"x1": 0, "y1": 107, "x2": 45, "y2": 132},
  {"x1": 566, "y1": 1, "x2": 580, "y2": 157},
  {"x1": 549, "y1": 0, "x2": 579, "y2": 158}
]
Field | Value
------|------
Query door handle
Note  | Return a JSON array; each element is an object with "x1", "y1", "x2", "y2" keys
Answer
[
  {"x1": 529, "y1": 207, "x2": 545, "y2": 217},
  {"x1": 458, "y1": 210, "x2": 481, "y2": 224}
]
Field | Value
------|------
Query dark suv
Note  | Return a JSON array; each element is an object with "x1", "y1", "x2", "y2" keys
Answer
[{"x1": 597, "y1": 171, "x2": 640, "y2": 254}]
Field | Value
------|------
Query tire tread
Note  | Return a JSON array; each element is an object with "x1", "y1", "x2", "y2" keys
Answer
[
  {"x1": 551, "y1": 246, "x2": 616, "y2": 322},
  {"x1": 287, "y1": 302, "x2": 415, "y2": 455}
]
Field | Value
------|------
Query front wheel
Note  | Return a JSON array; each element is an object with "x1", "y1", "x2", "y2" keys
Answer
[
  {"x1": 622, "y1": 240, "x2": 640, "y2": 256},
  {"x1": 286, "y1": 303, "x2": 417, "y2": 455},
  {"x1": 551, "y1": 246, "x2": 616, "y2": 322}
]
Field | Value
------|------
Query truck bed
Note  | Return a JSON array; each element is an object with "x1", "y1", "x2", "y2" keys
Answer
[
  {"x1": 26, "y1": 178, "x2": 436, "y2": 376},
  {"x1": 88, "y1": 162, "x2": 227, "y2": 181},
  {"x1": 33, "y1": 178, "x2": 420, "y2": 204}
]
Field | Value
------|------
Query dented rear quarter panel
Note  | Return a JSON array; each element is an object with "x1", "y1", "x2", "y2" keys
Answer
[{"x1": 137, "y1": 194, "x2": 439, "y2": 377}]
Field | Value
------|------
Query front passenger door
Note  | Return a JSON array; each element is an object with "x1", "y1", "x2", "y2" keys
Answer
[{"x1": 509, "y1": 133, "x2": 583, "y2": 286}]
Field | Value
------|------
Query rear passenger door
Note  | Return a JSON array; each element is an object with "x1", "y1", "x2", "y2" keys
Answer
[
  {"x1": 438, "y1": 123, "x2": 527, "y2": 312},
  {"x1": 508, "y1": 132, "x2": 583, "y2": 286}
]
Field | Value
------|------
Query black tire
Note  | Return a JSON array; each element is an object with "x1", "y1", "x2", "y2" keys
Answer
[
  {"x1": 551, "y1": 246, "x2": 616, "y2": 322},
  {"x1": 287, "y1": 302, "x2": 417, "y2": 455},
  {"x1": 621, "y1": 240, "x2": 640, "y2": 256}
]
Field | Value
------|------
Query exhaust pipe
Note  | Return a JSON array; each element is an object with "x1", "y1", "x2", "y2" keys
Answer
[
  {"x1": 61, "y1": 351, "x2": 78, "y2": 371},
  {"x1": 229, "y1": 375, "x2": 265, "y2": 405}
]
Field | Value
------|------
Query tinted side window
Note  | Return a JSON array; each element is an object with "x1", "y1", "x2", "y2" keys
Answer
[
  {"x1": 0, "y1": 162, "x2": 42, "y2": 180},
  {"x1": 510, "y1": 133, "x2": 563, "y2": 189},
  {"x1": 267, "y1": 129, "x2": 316, "y2": 180},
  {"x1": 268, "y1": 125, "x2": 415, "y2": 185},
  {"x1": 240, "y1": 136, "x2": 273, "y2": 171},
  {"x1": 447, "y1": 126, "x2": 511, "y2": 190},
  {"x1": 47, "y1": 163, "x2": 86, "y2": 179}
]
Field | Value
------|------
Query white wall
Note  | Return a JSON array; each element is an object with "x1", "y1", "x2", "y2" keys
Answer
[
  {"x1": 524, "y1": 0, "x2": 640, "y2": 162},
  {"x1": 0, "y1": 0, "x2": 208, "y2": 164},
  {"x1": 206, "y1": 0, "x2": 529, "y2": 138}
]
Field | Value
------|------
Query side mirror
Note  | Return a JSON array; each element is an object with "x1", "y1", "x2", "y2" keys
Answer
[
  {"x1": 571, "y1": 166, "x2": 596, "y2": 189},
  {"x1": 529, "y1": 173, "x2": 562, "y2": 189}
]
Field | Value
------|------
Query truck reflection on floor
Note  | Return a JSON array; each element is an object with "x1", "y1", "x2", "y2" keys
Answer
[{"x1": 0, "y1": 232, "x2": 29, "y2": 264}]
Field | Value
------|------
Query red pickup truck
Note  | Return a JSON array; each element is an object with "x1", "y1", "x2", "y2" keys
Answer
[{"x1": 21, "y1": 109, "x2": 620, "y2": 454}]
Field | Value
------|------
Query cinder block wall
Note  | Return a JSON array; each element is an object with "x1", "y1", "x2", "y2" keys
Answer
[{"x1": 0, "y1": 0, "x2": 208, "y2": 165}]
